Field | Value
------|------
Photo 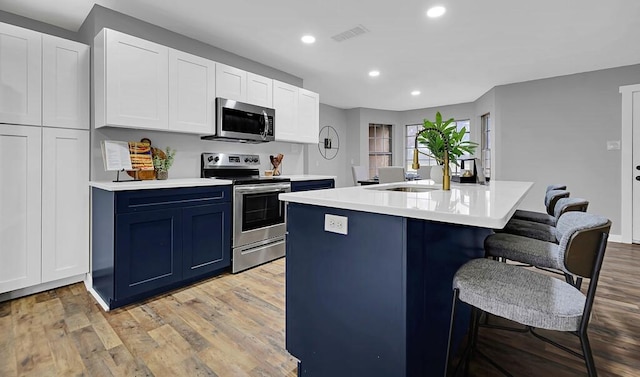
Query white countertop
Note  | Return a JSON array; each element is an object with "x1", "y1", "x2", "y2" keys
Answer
[
  {"x1": 279, "y1": 179, "x2": 533, "y2": 229},
  {"x1": 89, "y1": 178, "x2": 232, "y2": 191},
  {"x1": 273, "y1": 175, "x2": 337, "y2": 181}
]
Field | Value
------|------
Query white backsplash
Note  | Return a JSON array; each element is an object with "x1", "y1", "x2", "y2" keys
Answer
[{"x1": 91, "y1": 127, "x2": 305, "y2": 182}]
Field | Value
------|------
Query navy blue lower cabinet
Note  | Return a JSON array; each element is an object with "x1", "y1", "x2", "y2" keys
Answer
[
  {"x1": 115, "y1": 208, "x2": 183, "y2": 299},
  {"x1": 290, "y1": 179, "x2": 335, "y2": 192},
  {"x1": 285, "y1": 203, "x2": 491, "y2": 377},
  {"x1": 91, "y1": 186, "x2": 232, "y2": 310},
  {"x1": 182, "y1": 203, "x2": 231, "y2": 279}
]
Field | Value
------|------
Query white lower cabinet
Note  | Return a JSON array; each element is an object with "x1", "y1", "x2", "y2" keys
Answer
[
  {"x1": 0, "y1": 125, "x2": 89, "y2": 295},
  {"x1": 41, "y1": 128, "x2": 89, "y2": 282},
  {"x1": 0, "y1": 124, "x2": 42, "y2": 293}
]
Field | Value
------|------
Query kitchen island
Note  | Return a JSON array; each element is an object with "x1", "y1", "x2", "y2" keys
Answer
[{"x1": 279, "y1": 180, "x2": 533, "y2": 377}]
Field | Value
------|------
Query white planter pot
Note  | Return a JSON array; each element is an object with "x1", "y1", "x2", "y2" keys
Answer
[{"x1": 430, "y1": 165, "x2": 443, "y2": 183}]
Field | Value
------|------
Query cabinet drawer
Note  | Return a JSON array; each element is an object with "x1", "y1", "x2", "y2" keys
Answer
[
  {"x1": 291, "y1": 179, "x2": 335, "y2": 192},
  {"x1": 116, "y1": 186, "x2": 231, "y2": 214}
]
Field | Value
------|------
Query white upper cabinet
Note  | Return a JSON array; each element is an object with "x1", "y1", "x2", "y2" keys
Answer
[
  {"x1": 0, "y1": 23, "x2": 42, "y2": 126},
  {"x1": 42, "y1": 35, "x2": 90, "y2": 129},
  {"x1": 273, "y1": 81, "x2": 320, "y2": 144},
  {"x1": 215, "y1": 63, "x2": 247, "y2": 102},
  {"x1": 247, "y1": 72, "x2": 273, "y2": 108},
  {"x1": 0, "y1": 124, "x2": 42, "y2": 293},
  {"x1": 95, "y1": 28, "x2": 169, "y2": 130},
  {"x1": 298, "y1": 89, "x2": 320, "y2": 144},
  {"x1": 168, "y1": 49, "x2": 216, "y2": 134},
  {"x1": 273, "y1": 80, "x2": 299, "y2": 143}
]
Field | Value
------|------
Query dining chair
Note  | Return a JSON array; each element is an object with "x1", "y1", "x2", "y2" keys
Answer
[
  {"x1": 446, "y1": 211, "x2": 611, "y2": 377},
  {"x1": 351, "y1": 165, "x2": 368, "y2": 185},
  {"x1": 378, "y1": 166, "x2": 406, "y2": 184},
  {"x1": 417, "y1": 166, "x2": 432, "y2": 180}
]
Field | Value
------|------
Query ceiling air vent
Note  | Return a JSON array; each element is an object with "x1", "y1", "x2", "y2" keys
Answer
[{"x1": 331, "y1": 25, "x2": 369, "y2": 42}]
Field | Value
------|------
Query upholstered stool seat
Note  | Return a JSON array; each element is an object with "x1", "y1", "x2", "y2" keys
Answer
[
  {"x1": 512, "y1": 188, "x2": 569, "y2": 226},
  {"x1": 454, "y1": 258, "x2": 585, "y2": 331},
  {"x1": 500, "y1": 197, "x2": 589, "y2": 243},
  {"x1": 484, "y1": 233, "x2": 563, "y2": 271}
]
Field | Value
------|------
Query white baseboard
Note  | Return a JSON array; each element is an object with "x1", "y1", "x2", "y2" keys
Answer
[
  {"x1": 608, "y1": 234, "x2": 623, "y2": 243},
  {"x1": 0, "y1": 274, "x2": 87, "y2": 303},
  {"x1": 87, "y1": 287, "x2": 110, "y2": 311}
]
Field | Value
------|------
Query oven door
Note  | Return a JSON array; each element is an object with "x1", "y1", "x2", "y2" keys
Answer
[{"x1": 233, "y1": 182, "x2": 290, "y2": 247}]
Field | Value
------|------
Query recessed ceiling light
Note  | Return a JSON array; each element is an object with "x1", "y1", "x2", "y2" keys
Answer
[
  {"x1": 301, "y1": 35, "x2": 316, "y2": 44},
  {"x1": 427, "y1": 6, "x2": 446, "y2": 18},
  {"x1": 369, "y1": 70, "x2": 380, "y2": 77},
  {"x1": 411, "y1": 90, "x2": 421, "y2": 96}
]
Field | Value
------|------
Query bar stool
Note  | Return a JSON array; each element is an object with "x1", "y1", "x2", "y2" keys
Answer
[
  {"x1": 512, "y1": 186, "x2": 568, "y2": 226},
  {"x1": 446, "y1": 212, "x2": 611, "y2": 377},
  {"x1": 500, "y1": 197, "x2": 589, "y2": 242}
]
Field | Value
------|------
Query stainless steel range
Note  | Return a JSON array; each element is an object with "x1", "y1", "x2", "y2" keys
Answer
[{"x1": 201, "y1": 153, "x2": 290, "y2": 273}]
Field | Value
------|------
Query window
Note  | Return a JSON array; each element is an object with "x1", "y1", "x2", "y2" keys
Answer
[
  {"x1": 368, "y1": 124, "x2": 392, "y2": 178},
  {"x1": 481, "y1": 113, "x2": 491, "y2": 179},
  {"x1": 405, "y1": 119, "x2": 470, "y2": 173}
]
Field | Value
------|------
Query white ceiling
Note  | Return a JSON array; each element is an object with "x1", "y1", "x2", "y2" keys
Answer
[{"x1": 3, "y1": 0, "x2": 640, "y2": 111}]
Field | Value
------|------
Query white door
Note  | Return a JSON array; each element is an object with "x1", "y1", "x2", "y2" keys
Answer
[
  {"x1": 632, "y1": 91, "x2": 640, "y2": 242},
  {"x1": 273, "y1": 80, "x2": 298, "y2": 142},
  {"x1": 0, "y1": 23, "x2": 42, "y2": 126},
  {"x1": 42, "y1": 35, "x2": 90, "y2": 129},
  {"x1": 104, "y1": 29, "x2": 169, "y2": 130},
  {"x1": 216, "y1": 63, "x2": 247, "y2": 102},
  {"x1": 247, "y1": 72, "x2": 273, "y2": 108},
  {"x1": 0, "y1": 124, "x2": 42, "y2": 293},
  {"x1": 168, "y1": 49, "x2": 215, "y2": 134},
  {"x1": 298, "y1": 89, "x2": 320, "y2": 144},
  {"x1": 41, "y1": 128, "x2": 89, "y2": 282}
]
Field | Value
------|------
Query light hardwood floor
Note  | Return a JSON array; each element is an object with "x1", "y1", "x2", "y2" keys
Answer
[{"x1": 0, "y1": 242, "x2": 638, "y2": 376}]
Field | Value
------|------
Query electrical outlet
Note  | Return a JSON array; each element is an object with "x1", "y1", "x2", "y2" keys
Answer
[
  {"x1": 606, "y1": 140, "x2": 621, "y2": 150},
  {"x1": 324, "y1": 214, "x2": 348, "y2": 235}
]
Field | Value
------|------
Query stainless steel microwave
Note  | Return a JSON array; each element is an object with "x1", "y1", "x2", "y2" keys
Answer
[{"x1": 202, "y1": 98, "x2": 275, "y2": 143}]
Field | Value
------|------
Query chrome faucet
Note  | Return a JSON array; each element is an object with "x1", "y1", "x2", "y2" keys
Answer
[{"x1": 412, "y1": 127, "x2": 450, "y2": 190}]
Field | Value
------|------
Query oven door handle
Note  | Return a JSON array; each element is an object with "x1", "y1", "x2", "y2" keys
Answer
[{"x1": 234, "y1": 184, "x2": 291, "y2": 194}]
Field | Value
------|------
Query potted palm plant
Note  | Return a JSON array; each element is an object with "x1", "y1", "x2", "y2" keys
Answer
[{"x1": 416, "y1": 112, "x2": 477, "y2": 182}]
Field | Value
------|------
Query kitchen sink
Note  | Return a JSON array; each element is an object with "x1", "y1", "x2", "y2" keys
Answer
[{"x1": 366, "y1": 185, "x2": 438, "y2": 193}]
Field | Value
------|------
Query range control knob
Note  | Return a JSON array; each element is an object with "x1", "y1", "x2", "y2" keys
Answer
[
  {"x1": 244, "y1": 157, "x2": 250, "y2": 163},
  {"x1": 213, "y1": 156, "x2": 219, "y2": 163},
  {"x1": 207, "y1": 156, "x2": 213, "y2": 162}
]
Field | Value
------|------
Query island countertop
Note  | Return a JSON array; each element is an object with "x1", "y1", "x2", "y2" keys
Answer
[{"x1": 279, "y1": 179, "x2": 533, "y2": 229}]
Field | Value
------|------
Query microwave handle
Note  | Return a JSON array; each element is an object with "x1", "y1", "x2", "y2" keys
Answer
[{"x1": 261, "y1": 110, "x2": 269, "y2": 140}]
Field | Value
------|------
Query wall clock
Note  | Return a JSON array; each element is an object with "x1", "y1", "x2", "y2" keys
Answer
[{"x1": 318, "y1": 125, "x2": 340, "y2": 160}]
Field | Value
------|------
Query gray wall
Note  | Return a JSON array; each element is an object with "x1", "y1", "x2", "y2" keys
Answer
[
  {"x1": 306, "y1": 104, "x2": 349, "y2": 187},
  {"x1": 493, "y1": 64, "x2": 640, "y2": 235}
]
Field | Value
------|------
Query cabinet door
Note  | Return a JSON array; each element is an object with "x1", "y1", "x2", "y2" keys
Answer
[
  {"x1": 0, "y1": 23, "x2": 41, "y2": 126},
  {"x1": 41, "y1": 128, "x2": 89, "y2": 283},
  {"x1": 115, "y1": 209, "x2": 182, "y2": 299},
  {"x1": 298, "y1": 89, "x2": 320, "y2": 144},
  {"x1": 168, "y1": 49, "x2": 216, "y2": 134},
  {"x1": 103, "y1": 29, "x2": 169, "y2": 130},
  {"x1": 182, "y1": 203, "x2": 231, "y2": 279},
  {"x1": 215, "y1": 63, "x2": 247, "y2": 102},
  {"x1": 42, "y1": 35, "x2": 89, "y2": 130},
  {"x1": 273, "y1": 80, "x2": 299, "y2": 142},
  {"x1": 247, "y1": 72, "x2": 273, "y2": 108},
  {"x1": 0, "y1": 124, "x2": 42, "y2": 293}
]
